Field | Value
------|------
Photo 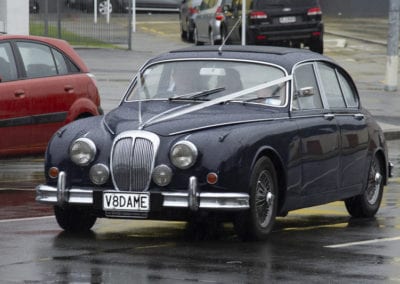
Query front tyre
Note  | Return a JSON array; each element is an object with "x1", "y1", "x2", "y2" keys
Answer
[
  {"x1": 345, "y1": 156, "x2": 384, "y2": 218},
  {"x1": 54, "y1": 205, "x2": 97, "y2": 232},
  {"x1": 234, "y1": 156, "x2": 278, "y2": 241}
]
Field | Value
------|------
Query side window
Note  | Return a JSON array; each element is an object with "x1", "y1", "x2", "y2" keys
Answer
[
  {"x1": 293, "y1": 63, "x2": 323, "y2": 110},
  {"x1": 338, "y1": 71, "x2": 359, "y2": 108},
  {"x1": 317, "y1": 63, "x2": 346, "y2": 108},
  {"x1": 16, "y1": 41, "x2": 57, "y2": 78},
  {"x1": 52, "y1": 49, "x2": 69, "y2": 75},
  {"x1": 0, "y1": 42, "x2": 18, "y2": 82}
]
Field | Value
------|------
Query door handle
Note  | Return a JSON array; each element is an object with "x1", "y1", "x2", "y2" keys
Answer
[
  {"x1": 324, "y1": 114, "x2": 335, "y2": 121},
  {"x1": 14, "y1": 90, "x2": 25, "y2": 98},
  {"x1": 353, "y1": 113, "x2": 365, "y2": 120},
  {"x1": 64, "y1": 85, "x2": 74, "y2": 93}
]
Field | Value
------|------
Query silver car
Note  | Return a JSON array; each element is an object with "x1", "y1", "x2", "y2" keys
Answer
[{"x1": 193, "y1": 0, "x2": 232, "y2": 45}]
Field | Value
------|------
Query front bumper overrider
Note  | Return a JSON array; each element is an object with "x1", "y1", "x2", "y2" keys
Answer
[{"x1": 36, "y1": 171, "x2": 250, "y2": 212}]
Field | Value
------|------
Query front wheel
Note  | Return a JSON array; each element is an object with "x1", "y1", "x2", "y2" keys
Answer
[
  {"x1": 234, "y1": 156, "x2": 278, "y2": 241},
  {"x1": 54, "y1": 205, "x2": 97, "y2": 232},
  {"x1": 344, "y1": 156, "x2": 384, "y2": 218}
]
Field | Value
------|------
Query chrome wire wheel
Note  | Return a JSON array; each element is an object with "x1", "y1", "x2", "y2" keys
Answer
[
  {"x1": 255, "y1": 170, "x2": 275, "y2": 228},
  {"x1": 344, "y1": 155, "x2": 384, "y2": 218},
  {"x1": 234, "y1": 156, "x2": 278, "y2": 240},
  {"x1": 366, "y1": 159, "x2": 382, "y2": 205}
]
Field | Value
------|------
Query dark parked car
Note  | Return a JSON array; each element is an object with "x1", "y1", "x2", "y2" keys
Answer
[
  {"x1": 193, "y1": 0, "x2": 233, "y2": 45},
  {"x1": 223, "y1": 0, "x2": 324, "y2": 53},
  {"x1": 37, "y1": 46, "x2": 389, "y2": 240},
  {"x1": 0, "y1": 35, "x2": 101, "y2": 156},
  {"x1": 180, "y1": 0, "x2": 202, "y2": 42}
]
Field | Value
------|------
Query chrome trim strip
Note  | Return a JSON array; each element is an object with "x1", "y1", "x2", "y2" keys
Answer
[
  {"x1": 36, "y1": 186, "x2": 93, "y2": 205},
  {"x1": 168, "y1": 116, "x2": 290, "y2": 136},
  {"x1": 162, "y1": 192, "x2": 250, "y2": 210}
]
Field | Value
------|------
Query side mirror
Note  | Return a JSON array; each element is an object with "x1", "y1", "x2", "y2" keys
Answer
[{"x1": 297, "y1": 86, "x2": 314, "y2": 97}]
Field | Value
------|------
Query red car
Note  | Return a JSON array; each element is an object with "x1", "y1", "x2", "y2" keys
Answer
[{"x1": 0, "y1": 35, "x2": 102, "y2": 157}]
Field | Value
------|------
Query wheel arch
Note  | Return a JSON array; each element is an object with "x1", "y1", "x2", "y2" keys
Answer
[{"x1": 374, "y1": 148, "x2": 388, "y2": 185}]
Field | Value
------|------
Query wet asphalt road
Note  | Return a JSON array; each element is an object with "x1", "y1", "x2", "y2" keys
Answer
[{"x1": 1, "y1": 15, "x2": 400, "y2": 283}]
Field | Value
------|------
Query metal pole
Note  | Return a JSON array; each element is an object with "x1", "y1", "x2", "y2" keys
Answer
[
  {"x1": 385, "y1": 0, "x2": 400, "y2": 92},
  {"x1": 241, "y1": 0, "x2": 246, "y2": 45},
  {"x1": 106, "y1": 0, "x2": 110, "y2": 24},
  {"x1": 128, "y1": 0, "x2": 133, "y2": 50},
  {"x1": 132, "y1": 0, "x2": 136, "y2": 33},
  {"x1": 94, "y1": 0, "x2": 98, "y2": 24},
  {"x1": 44, "y1": 0, "x2": 48, "y2": 36},
  {"x1": 57, "y1": 0, "x2": 61, "y2": 39}
]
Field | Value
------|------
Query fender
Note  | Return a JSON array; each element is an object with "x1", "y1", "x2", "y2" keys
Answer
[{"x1": 65, "y1": 97, "x2": 101, "y2": 123}]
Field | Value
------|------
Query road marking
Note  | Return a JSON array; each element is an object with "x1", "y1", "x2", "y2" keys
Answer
[
  {"x1": 325, "y1": 236, "x2": 400, "y2": 248},
  {"x1": 0, "y1": 215, "x2": 53, "y2": 223}
]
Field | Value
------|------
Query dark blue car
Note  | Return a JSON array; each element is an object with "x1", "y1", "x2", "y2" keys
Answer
[{"x1": 36, "y1": 46, "x2": 390, "y2": 240}]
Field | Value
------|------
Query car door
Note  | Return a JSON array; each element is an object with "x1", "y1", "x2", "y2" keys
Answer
[
  {"x1": 196, "y1": 0, "x2": 215, "y2": 40},
  {"x1": 291, "y1": 62, "x2": 341, "y2": 204},
  {"x1": 316, "y1": 62, "x2": 369, "y2": 195},
  {"x1": 0, "y1": 41, "x2": 32, "y2": 155},
  {"x1": 14, "y1": 40, "x2": 84, "y2": 153}
]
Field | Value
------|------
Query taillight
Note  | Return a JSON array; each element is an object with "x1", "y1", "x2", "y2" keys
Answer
[
  {"x1": 307, "y1": 7, "x2": 322, "y2": 16},
  {"x1": 215, "y1": 6, "x2": 224, "y2": 21},
  {"x1": 189, "y1": 7, "x2": 198, "y2": 15},
  {"x1": 250, "y1": 11, "x2": 267, "y2": 20}
]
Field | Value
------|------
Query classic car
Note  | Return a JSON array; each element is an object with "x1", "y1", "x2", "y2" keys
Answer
[
  {"x1": 0, "y1": 35, "x2": 101, "y2": 157},
  {"x1": 36, "y1": 45, "x2": 389, "y2": 240}
]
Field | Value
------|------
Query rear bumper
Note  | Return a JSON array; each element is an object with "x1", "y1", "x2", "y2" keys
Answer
[
  {"x1": 249, "y1": 22, "x2": 323, "y2": 43},
  {"x1": 36, "y1": 171, "x2": 250, "y2": 212}
]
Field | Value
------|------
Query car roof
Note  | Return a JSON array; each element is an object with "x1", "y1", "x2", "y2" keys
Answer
[
  {"x1": 145, "y1": 45, "x2": 332, "y2": 73},
  {"x1": 0, "y1": 34, "x2": 89, "y2": 72}
]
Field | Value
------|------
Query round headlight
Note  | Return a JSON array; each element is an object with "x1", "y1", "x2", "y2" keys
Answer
[
  {"x1": 152, "y1": 164, "x2": 173, "y2": 186},
  {"x1": 90, "y1": 163, "x2": 110, "y2": 185},
  {"x1": 170, "y1": 141, "x2": 198, "y2": 169},
  {"x1": 70, "y1": 138, "x2": 97, "y2": 166}
]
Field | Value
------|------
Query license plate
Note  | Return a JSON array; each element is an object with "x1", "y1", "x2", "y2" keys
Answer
[
  {"x1": 103, "y1": 192, "x2": 150, "y2": 212},
  {"x1": 279, "y1": 16, "x2": 296, "y2": 24}
]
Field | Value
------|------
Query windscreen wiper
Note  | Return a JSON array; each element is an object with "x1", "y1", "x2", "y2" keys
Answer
[{"x1": 169, "y1": 87, "x2": 226, "y2": 101}]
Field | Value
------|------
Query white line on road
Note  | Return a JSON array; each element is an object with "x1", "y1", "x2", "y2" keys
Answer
[
  {"x1": 325, "y1": 236, "x2": 400, "y2": 248},
  {"x1": 0, "y1": 215, "x2": 53, "y2": 223}
]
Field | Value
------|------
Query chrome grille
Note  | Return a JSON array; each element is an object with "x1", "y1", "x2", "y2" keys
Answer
[{"x1": 111, "y1": 131, "x2": 160, "y2": 192}]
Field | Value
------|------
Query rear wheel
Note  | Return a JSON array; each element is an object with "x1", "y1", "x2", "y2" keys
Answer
[
  {"x1": 54, "y1": 205, "x2": 97, "y2": 232},
  {"x1": 234, "y1": 156, "x2": 278, "y2": 241},
  {"x1": 345, "y1": 156, "x2": 384, "y2": 218},
  {"x1": 98, "y1": 0, "x2": 112, "y2": 15},
  {"x1": 309, "y1": 36, "x2": 323, "y2": 54}
]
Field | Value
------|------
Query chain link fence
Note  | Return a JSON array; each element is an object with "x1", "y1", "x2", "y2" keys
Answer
[{"x1": 30, "y1": 0, "x2": 132, "y2": 49}]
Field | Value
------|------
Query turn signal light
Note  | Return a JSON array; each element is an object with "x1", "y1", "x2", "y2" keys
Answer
[
  {"x1": 207, "y1": 172, "x2": 218, "y2": 185},
  {"x1": 48, "y1": 167, "x2": 59, "y2": 179}
]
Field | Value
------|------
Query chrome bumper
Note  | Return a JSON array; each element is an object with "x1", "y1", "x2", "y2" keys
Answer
[{"x1": 36, "y1": 171, "x2": 250, "y2": 211}]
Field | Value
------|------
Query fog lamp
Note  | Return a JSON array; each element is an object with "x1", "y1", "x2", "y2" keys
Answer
[
  {"x1": 152, "y1": 164, "x2": 173, "y2": 186},
  {"x1": 89, "y1": 163, "x2": 110, "y2": 185}
]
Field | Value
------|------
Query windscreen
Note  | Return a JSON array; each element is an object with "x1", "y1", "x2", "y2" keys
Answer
[{"x1": 125, "y1": 60, "x2": 288, "y2": 107}]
